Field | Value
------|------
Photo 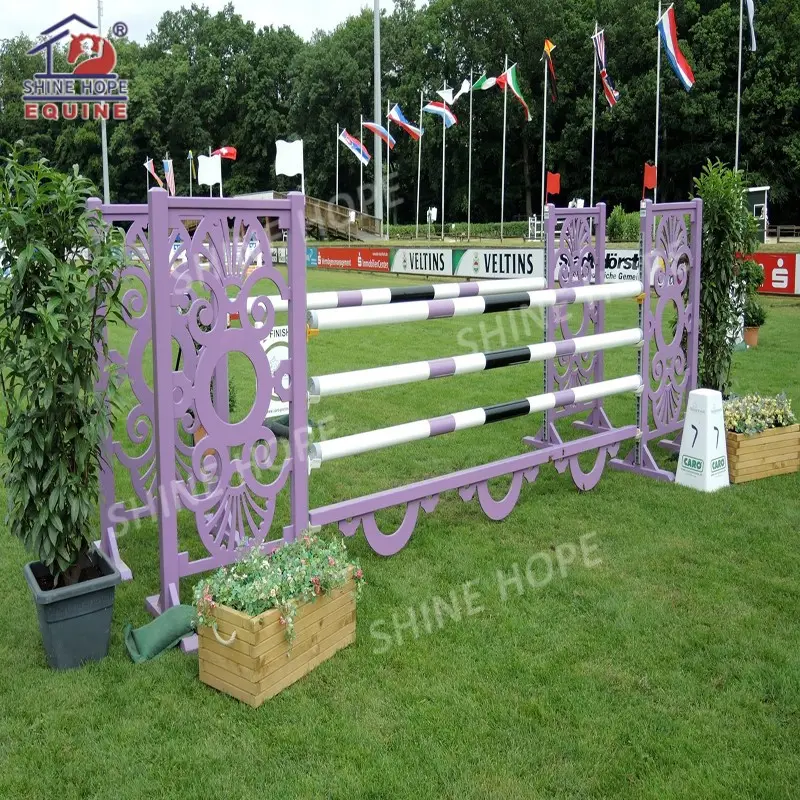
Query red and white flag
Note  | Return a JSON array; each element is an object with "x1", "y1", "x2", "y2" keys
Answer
[
  {"x1": 212, "y1": 146, "x2": 238, "y2": 160},
  {"x1": 144, "y1": 157, "x2": 163, "y2": 188}
]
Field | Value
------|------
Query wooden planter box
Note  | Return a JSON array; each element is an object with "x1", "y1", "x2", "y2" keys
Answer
[
  {"x1": 726, "y1": 424, "x2": 800, "y2": 484},
  {"x1": 198, "y1": 577, "x2": 356, "y2": 707}
]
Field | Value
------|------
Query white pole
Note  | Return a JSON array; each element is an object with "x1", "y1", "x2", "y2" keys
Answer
[
  {"x1": 441, "y1": 81, "x2": 446, "y2": 241},
  {"x1": 735, "y1": 0, "x2": 744, "y2": 170},
  {"x1": 373, "y1": 0, "x2": 383, "y2": 223},
  {"x1": 415, "y1": 90, "x2": 423, "y2": 240},
  {"x1": 541, "y1": 53, "x2": 548, "y2": 223},
  {"x1": 468, "y1": 67, "x2": 474, "y2": 241},
  {"x1": 386, "y1": 100, "x2": 391, "y2": 239},
  {"x1": 590, "y1": 23, "x2": 598, "y2": 208},
  {"x1": 208, "y1": 146, "x2": 212, "y2": 198},
  {"x1": 654, "y1": 1, "x2": 662, "y2": 203},
  {"x1": 335, "y1": 123, "x2": 340, "y2": 205},
  {"x1": 189, "y1": 154, "x2": 193, "y2": 198},
  {"x1": 98, "y1": 0, "x2": 110, "y2": 203},
  {"x1": 360, "y1": 115, "x2": 364, "y2": 214},
  {"x1": 500, "y1": 54, "x2": 509, "y2": 241}
]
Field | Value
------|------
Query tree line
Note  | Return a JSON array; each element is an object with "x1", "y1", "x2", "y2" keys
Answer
[{"x1": 1, "y1": 0, "x2": 798, "y2": 224}]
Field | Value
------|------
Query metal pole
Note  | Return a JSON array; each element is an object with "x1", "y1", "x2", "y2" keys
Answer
[
  {"x1": 98, "y1": 0, "x2": 110, "y2": 203},
  {"x1": 415, "y1": 90, "x2": 423, "y2": 240},
  {"x1": 189, "y1": 154, "x2": 192, "y2": 198},
  {"x1": 386, "y1": 99, "x2": 391, "y2": 240},
  {"x1": 654, "y1": 1, "x2": 662, "y2": 203},
  {"x1": 735, "y1": 0, "x2": 744, "y2": 170},
  {"x1": 441, "y1": 82, "x2": 446, "y2": 241},
  {"x1": 590, "y1": 23, "x2": 598, "y2": 208},
  {"x1": 360, "y1": 115, "x2": 364, "y2": 214},
  {"x1": 500, "y1": 54, "x2": 509, "y2": 241},
  {"x1": 208, "y1": 146, "x2": 212, "y2": 197},
  {"x1": 541, "y1": 54, "x2": 548, "y2": 223},
  {"x1": 373, "y1": 0, "x2": 383, "y2": 225},
  {"x1": 467, "y1": 67, "x2": 474, "y2": 241},
  {"x1": 335, "y1": 123, "x2": 340, "y2": 204}
]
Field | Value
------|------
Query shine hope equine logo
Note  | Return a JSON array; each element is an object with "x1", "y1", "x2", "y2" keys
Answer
[{"x1": 23, "y1": 13, "x2": 129, "y2": 121}]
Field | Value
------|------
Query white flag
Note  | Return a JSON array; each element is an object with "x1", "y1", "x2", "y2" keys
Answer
[
  {"x1": 745, "y1": 0, "x2": 756, "y2": 51},
  {"x1": 275, "y1": 139, "x2": 304, "y2": 178},
  {"x1": 197, "y1": 154, "x2": 222, "y2": 187},
  {"x1": 451, "y1": 78, "x2": 471, "y2": 104},
  {"x1": 437, "y1": 88, "x2": 454, "y2": 105}
]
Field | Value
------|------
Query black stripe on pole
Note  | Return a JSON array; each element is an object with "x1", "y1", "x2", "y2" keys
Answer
[
  {"x1": 483, "y1": 398, "x2": 532, "y2": 423},
  {"x1": 481, "y1": 292, "x2": 532, "y2": 314},
  {"x1": 389, "y1": 285, "x2": 437, "y2": 302},
  {"x1": 484, "y1": 346, "x2": 532, "y2": 370}
]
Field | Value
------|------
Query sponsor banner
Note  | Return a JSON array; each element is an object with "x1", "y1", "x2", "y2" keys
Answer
[
  {"x1": 317, "y1": 247, "x2": 390, "y2": 272},
  {"x1": 263, "y1": 326, "x2": 289, "y2": 419},
  {"x1": 453, "y1": 249, "x2": 543, "y2": 279},
  {"x1": 306, "y1": 247, "x2": 319, "y2": 268},
  {"x1": 751, "y1": 253, "x2": 800, "y2": 296},
  {"x1": 391, "y1": 248, "x2": 453, "y2": 276},
  {"x1": 601, "y1": 250, "x2": 642, "y2": 284}
]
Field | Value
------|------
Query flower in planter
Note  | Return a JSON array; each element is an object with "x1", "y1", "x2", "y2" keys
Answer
[
  {"x1": 194, "y1": 532, "x2": 365, "y2": 643},
  {"x1": 724, "y1": 393, "x2": 796, "y2": 435}
]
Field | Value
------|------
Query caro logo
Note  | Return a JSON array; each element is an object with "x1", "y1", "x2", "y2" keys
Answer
[
  {"x1": 681, "y1": 455, "x2": 704, "y2": 474},
  {"x1": 711, "y1": 457, "x2": 727, "y2": 475},
  {"x1": 23, "y1": 14, "x2": 129, "y2": 121}
]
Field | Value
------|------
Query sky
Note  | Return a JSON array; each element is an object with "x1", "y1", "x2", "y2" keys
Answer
[{"x1": 1, "y1": 0, "x2": 395, "y2": 43}]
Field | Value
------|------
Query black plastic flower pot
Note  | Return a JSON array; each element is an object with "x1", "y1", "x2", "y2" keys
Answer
[{"x1": 23, "y1": 548, "x2": 121, "y2": 670}]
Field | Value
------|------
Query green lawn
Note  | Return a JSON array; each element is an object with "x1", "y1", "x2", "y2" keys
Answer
[{"x1": 1, "y1": 270, "x2": 799, "y2": 799}]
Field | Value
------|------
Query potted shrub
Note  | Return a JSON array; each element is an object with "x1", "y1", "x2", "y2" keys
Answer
[
  {"x1": 743, "y1": 297, "x2": 766, "y2": 348},
  {"x1": 0, "y1": 144, "x2": 124, "y2": 669},
  {"x1": 195, "y1": 533, "x2": 365, "y2": 707},
  {"x1": 724, "y1": 394, "x2": 799, "y2": 483}
]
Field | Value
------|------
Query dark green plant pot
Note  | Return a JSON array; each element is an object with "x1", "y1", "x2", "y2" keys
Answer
[{"x1": 23, "y1": 548, "x2": 121, "y2": 670}]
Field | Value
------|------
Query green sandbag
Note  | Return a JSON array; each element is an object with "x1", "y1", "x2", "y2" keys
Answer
[{"x1": 124, "y1": 605, "x2": 196, "y2": 663}]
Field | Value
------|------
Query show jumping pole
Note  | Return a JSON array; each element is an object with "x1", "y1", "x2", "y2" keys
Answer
[{"x1": 309, "y1": 375, "x2": 643, "y2": 468}]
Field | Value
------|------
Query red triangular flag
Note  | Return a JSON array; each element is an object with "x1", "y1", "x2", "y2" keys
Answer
[
  {"x1": 546, "y1": 171, "x2": 561, "y2": 196},
  {"x1": 643, "y1": 163, "x2": 657, "y2": 198}
]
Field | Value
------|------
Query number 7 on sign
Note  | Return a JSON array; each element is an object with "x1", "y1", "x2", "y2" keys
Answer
[{"x1": 691, "y1": 424, "x2": 698, "y2": 448}]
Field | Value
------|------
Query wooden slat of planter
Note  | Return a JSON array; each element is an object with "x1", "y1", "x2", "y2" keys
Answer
[
  {"x1": 727, "y1": 424, "x2": 799, "y2": 443},
  {"x1": 727, "y1": 441, "x2": 800, "y2": 464},
  {"x1": 728, "y1": 446, "x2": 800, "y2": 469},
  {"x1": 727, "y1": 426, "x2": 800, "y2": 452},
  {"x1": 199, "y1": 664, "x2": 259, "y2": 707},
  {"x1": 730, "y1": 464, "x2": 800, "y2": 484},
  {"x1": 730, "y1": 457, "x2": 799, "y2": 478}
]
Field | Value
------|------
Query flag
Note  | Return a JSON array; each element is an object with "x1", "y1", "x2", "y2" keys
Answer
[
  {"x1": 495, "y1": 64, "x2": 532, "y2": 122},
  {"x1": 144, "y1": 157, "x2": 163, "y2": 188},
  {"x1": 197, "y1": 154, "x2": 222, "y2": 187},
  {"x1": 388, "y1": 104, "x2": 423, "y2": 140},
  {"x1": 643, "y1": 163, "x2": 658, "y2": 198},
  {"x1": 437, "y1": 87, "x2": 454, "y2": 105},
  {"x1": 657, "y1": 6, "x2": 695, "y2": 91},
  {"x1": 472, "y1": 72, "x2": 497, "y2": 91},
  {"x1": 275, "y1": 140, "x2": 305, "y2": 177},
  {"x1": 546, "y1": 171, "x2": 561, "y2": 196},
  {"x1": 542, "y1": 40, "x2": 558, "y2": 102},
  {"x1": 745, "y1": 0, "x2": 756, "y2": 52},
  {"x1": 592, "y1": 29, "x2": 620, "y2": 108},
  {"x1": 212, "y1": 146, "x2": 237, "y2": 160},
  {"x1": 451, "y1": 78, "x2": 471, "y2": 104},
  {"x1": 363, "y1": 121, "x2": 396, "y2": 149},
  {"x1": 162, "y1": 158, "x2": 176, "y2": 196},
  {"x1": 339, "y1": 128, "x2": 371, "y2": 166},
  {"x1": 187, "y1": 150, "x2": 196, "y2": 180},
  {"x1": 422, "y1": 101, "x2": 458, "y2": 128}
]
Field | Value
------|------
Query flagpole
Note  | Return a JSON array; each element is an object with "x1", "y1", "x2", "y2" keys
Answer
[
  {"x1": 500, "y1": 54, "x2": 509, "y2": 241},
  {"x1": 734, "y1": 0, "x2": 744, "y2": 170},
  {"x1": 441, "y1": 82, "x2": 446, "y2": 241},
  {"x1": 415, "y1": 90, "x2": 423, "y2": 240},
  {"x1": 590, "y1": 23, "x2": 598, "y2": 209},
  {"x1": 146, "y1": 161, "x2": 150, "y2": 194},
  {"x1": 654, "y1": 1, "x2": 662, "y2": 203},
  {"x1": 189, "y1": 155, "x2": 193, "y2": 198},
  {"x1": 468, "y1": 67, "x2": 474, "y2": 242},
  {"x1": 386, "y1": 99, "x2": 391, "y2": 240},
  {"x1": 208, "y1": 146, "x2": 213, "y2": 198},
  {"x1": 336, "y1": 123, "x2": 340, "y2": 205},
  {"x1": 541, "y1": 51, "x2": 548, "y2": 223},
  {"x1": 360, "y1": 115, "x2": 364, "y2": 215}
]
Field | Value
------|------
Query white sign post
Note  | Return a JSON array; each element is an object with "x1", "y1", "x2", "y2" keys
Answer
[{"x1": 675, "y1": 389, "x2": 730, "y2": 492}]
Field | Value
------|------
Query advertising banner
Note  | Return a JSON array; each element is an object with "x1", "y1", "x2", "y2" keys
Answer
[
  {"x1": 452, "y1": 249, "x2": 543, "y2": 279},
  {"x1": 391, "y1": 248, "x2": 454, "y2": 276},
  {"x1": 306, "y1": 247, "x2": 319, "y2": 268},
  {"x1": 262, "y1": 325, "x2": 289, "y2": 419},
  {"x1": 751, "y1": 253, "x2": 800, "y2": 295},
  {"x1": 317, "y1": 248, "x2": 391, "y2": 272}
]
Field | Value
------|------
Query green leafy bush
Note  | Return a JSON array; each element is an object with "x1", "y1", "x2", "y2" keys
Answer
[
  {"x1": 693, "y1": 160, "x2": 760, "y2": 395},
  {"x1": 606, "y1": 205, "x2": 640, "y2": 243},
  {"x1": 0, "y1": 143, "x2": 123, "y2": 585},
  {"x1": 376, "y1": 221, "x2": 529, "y2": 241},
  {"x1": 194, "y1": 533, "x2": 365, "y2": 642},
  {"x1": 724, "y1": 393, "x2": 795, "y2": 435},
  {"x1": 743, "y1": 297, "x2": 767, "y2": 328}
]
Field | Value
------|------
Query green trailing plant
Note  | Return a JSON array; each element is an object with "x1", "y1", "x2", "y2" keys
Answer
[
  {"x1": 194, "y1": 532, "x2": 365, "y2": 643},
  {"x1": 0, "y1": 143, "x2": 123, "y2": 585},
  {"x1": 724, "y1": 393, "x2": 795, "y2": 435},
  {"x1": 743, "y1": 297, "x2": 767, "y2": 328},
  {"x1": 692, "y1": 160, "x2": 760, "y2": 395}
]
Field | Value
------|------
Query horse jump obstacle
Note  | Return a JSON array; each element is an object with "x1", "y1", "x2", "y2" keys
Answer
[{"x1": 92, "y1": 192, "x2": 702, "y2": 649}]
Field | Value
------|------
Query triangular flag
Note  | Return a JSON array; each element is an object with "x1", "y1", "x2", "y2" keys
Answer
[
  {"x1": 144, "y1": 157, "x2": 163, "y2": 188},
  {"x1": 496, "y1": 64, "x2": 532, "y2": 122},
  {"x1": 437, "y1": 87, "x2": 454, "y2": 105},
  {"x1": 451, "y1": 78, "x2": 471, "y2": 104}
]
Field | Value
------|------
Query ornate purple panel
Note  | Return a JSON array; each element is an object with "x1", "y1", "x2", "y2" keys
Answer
[{"x1": 611, "y1": 199, "x2": 702, "y2": 482}]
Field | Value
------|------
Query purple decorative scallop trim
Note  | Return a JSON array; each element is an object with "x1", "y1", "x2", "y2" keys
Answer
[{"x1": 428, "y1": 358, "x2": 457, "y2": 378}]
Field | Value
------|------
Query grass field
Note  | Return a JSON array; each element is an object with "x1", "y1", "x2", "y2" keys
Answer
[{"x1": 1, "y1": 269, "x2": 799, "y2": 799}]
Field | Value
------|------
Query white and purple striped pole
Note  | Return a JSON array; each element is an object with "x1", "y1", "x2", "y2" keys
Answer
[
  {"x1": 309, "y1": 328, "x2": 643, "y2": 401},
  {"x1": 309, "y1": 375, "x2": 643, "y2": 468},
  {"x1": 248, "y1": 277, "x2": 547, "y2": 315},
  {"x1": 309, "y1": 281, "x2": 644, "y2": 332}
]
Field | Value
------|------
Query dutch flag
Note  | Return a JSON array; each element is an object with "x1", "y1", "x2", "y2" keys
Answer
[
  {"x1": 421, "y1": 101, "x2": 458, "y2": 129},
  {"x1": 363, "y1": 121, "x2": 396, "y2": 149},
  {"x1": 657, "y1": 5, "x2": 695, "y2": 92},
  {"x1": 387, "y1": 104, "x2": 423, "y2": 140}
]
